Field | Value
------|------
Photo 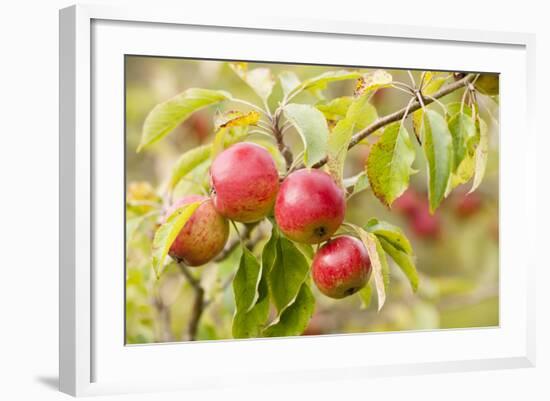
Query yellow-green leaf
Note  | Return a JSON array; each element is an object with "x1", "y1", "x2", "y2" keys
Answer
[
  {"x1": 263, "y1": 282, "x2": 315, "y2": 337},
  {"x1": 279, "y1": 71, "x2": 301, "y2": 98},
  {"x1": 233, "y1": 246, "x2": 262, "y2": 314},
  {"x1": 379, "y1": 237, "x2": 418, "y2": 292},
  {"x1": 358, "y1": 282, "x2": 373, "y2": 310},
  {"x1": 470, "y1": 116, "x2": 489, "y2": 193},
  {"x1": 151, "y1": 201, "x2": 201, "y2": 278},
  {"x1": 230, "y1": 63, "x2": 274, "y2": 103},
  {"x1": 354, "y1": 69, "x2": 393, "y2": 97},
  {"x1": 290, "y1": 70, "x2": 362, "y2": 98},
  {"x1": 316, "y1": 97, "x2": 353, "y2": 120},
  {"x1": 448, "y1": 112, "x2": 476, "y2": 172},
  {"x1": 138, "y1": 88, "x2": 230, "y2": 152},
  {"x1": 421, "y1": 110, "x2": 453, "y2": 213},
  {"x1": 356, "y1": 228, "x2": 390, "y2": 311},
  {"x1": 366, "y1": 121, "x2": 415, "y2": 207},
  {"x1": 284, "y1": 103, "x2": 329, "y2": 167},
  {"x1": 168, "y1": 145, "x2": 211, "y2": 190},
  {"x1": 268, "y1": 236, "x2": 310, "y2": 314},
  {"x1": 365, "y1": 218, "x2": 413, "y2": 255}
]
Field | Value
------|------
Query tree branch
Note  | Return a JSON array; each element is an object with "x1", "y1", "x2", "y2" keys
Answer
[
  {"x1": 213, "y1": 222, "x2": 259, "y2": 262},
  {"x1": 177, "y1": 263, "x2": 204, "y2": 341},
  {"x1": 271, "y1": 112, "x2": 293, "y2": 170},
  {"x1": 292, "y1": 73, "x2": 476, "y2": 172},
  {"x1": 176, "y1": 222, "x2": 262, "y2": 340}
]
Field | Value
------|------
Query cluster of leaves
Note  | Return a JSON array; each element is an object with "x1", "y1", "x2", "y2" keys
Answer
[{"x1": 130, "y1": 62, "x2": 493, "y2": 339}]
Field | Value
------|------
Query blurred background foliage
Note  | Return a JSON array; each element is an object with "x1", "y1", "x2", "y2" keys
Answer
[{"x1": 125, "y1": 56, "x2": 499, "y2": 344}]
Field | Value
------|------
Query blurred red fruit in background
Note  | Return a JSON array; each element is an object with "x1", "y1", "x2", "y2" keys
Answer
[
  {"x1": 454, "y1": 192, "x2": 483, "y2": 218},
  {"x1": 189, "y1": 112, "x2": 210, "y2": 143},
  {"x1": 393, "y1": 188, "x2": 421, "y2": 218}
]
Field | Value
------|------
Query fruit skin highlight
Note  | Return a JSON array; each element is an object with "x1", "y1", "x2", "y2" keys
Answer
[
  {"x1": 312, "y1": 236, "x2": 372, "y2": 299},
  {"x1": 166, "y1": 195, "x2": 229, "y2": 266},
  {"x1": 210, "y1": 142, "x2": 280, "y2": 223},
  {"x1": 275, "y1": 169, "x2": 345, "y2": 244}
]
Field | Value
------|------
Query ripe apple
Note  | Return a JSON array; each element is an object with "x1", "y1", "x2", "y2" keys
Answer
[
  {"x1": 474, "y1": 74, "x2": 499, "y2": 96},
  {"x1": 166, "y1": 195, "x2": 229, "y2": 266},
  {"x1": 275, "y1": 169, "x2": 345, "y2": 244},
  {"x1": 312, "y1": 235, "x2": 371, "y2": 299},
  {"x1": 210, "y1": 142, "x2": 280, "y2": 223}
]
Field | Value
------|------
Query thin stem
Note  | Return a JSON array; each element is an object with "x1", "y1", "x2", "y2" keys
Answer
[
  {"x1": 407, "y1": 70, "x2": 417, "y2": 88},
  {"x1": 390, "y1": 84, "x2": 415, "y2": 96},
  {"x1": 288, "y1": 73, "x2": 476, "y2": 173},
  {"x1": 229, "y1": 98, "x2": 270, "y2": 118},
  {"x1": 425, "y1": 95, "x2": 447, "y2": 115}
]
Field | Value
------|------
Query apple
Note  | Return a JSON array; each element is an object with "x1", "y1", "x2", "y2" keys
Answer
[
  {"x1": 275, "y1": 169, "x2": 346, "y2": 244},
  {"x1": 312, "y1": 235, "x2": 371, "y2": 299},
  {"x1": 210, "y1": 142, "x2": 279, "y2": 223},
  {"x1": 474, "y1": 74, "x2": 499, "y2": 96},
  {"x1": 166, "y1": 195, "x2": 229, "y2": 266}
]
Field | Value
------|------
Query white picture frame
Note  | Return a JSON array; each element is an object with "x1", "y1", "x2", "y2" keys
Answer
[{"x1": 59, "y1": 4, "x2": 536, "y2": 397}]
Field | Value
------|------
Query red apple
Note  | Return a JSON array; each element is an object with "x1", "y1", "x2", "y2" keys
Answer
[
  {"x1": 166, "y1": 195, "x2": 229, "y2": 266},
  {"x1": 210, "y1": 142, "x2": 279, "y2": 223},
  {"x1": 312, "y1": 235, "x2": 371, "y2": 299},
  {"x1": 275, "y1": 169, "x2": 345, "y2": 244}
]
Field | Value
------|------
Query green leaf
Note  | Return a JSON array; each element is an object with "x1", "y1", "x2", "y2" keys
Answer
[
  {"x1": 470, "y1": 116, "x2": 489, "y2": 193},
  {"x1": 268, "y1": 236, "x2": 310, "y2": 314},
  {"x1": 233, "y1": 246, "x2": 262, "y2": 314},
  {"x1": 365, "y1": 218, "x2": 413, "y2": 255},
  {"x1": 354, "y1": 69, "x2": 393, "y2": 97},
  {"x1": 294, "y1": 243, "x2": 314, "y2": 262},
  {"x1": 448, "y1": 112, "x2": 476, "y2": 172},
  {"x1": 138, "y1": 88, "x2": 230, "y2": 152},
  {"x1": 327, "y1": 95, "x2": 377, "y2": 185},
  {"x1": 279, "y1": 71, "x2": 301, "y2": 98},
  {"x1": 168, "y1": 145, "x2": 211, "y2": 190},
  {"x1": 151, "y1": 201, "x2": 201, "y2": 278},
  {"x1": 263, "y1": 282, "x2": 315, "y2": 337},
  {"x1": 358, "y1": 283, "x2": 373, "y2": 310},
  {"x1": 214, "y1": 109, "x2": 260, "y2": 131},
  {"x1": 316, "y1": 96, "x2": 353, "y2": 120},
  {"x1": 356, "y1": 228, "x2": 390, "y2": 311},
  {"x1": 421, "y1": 110, "x2": 453, "y2": 213},
  {"x1": 230, "y1": 63, "x2": 274, "y2": 103},
  {"x1": 212, "y1": 110, "x2": 259, "y2": 158},
  {"x1": 421, "y1": 72, "x2": 448, "y2": 95},
  {"x1": 284, "y1": 103, "x2": 329, "y2": 167},
  {"x1": 344, "y1": 171, "x2": 370, "y2": 198},
  {"x1": 296, "y1": 70, "x2": 362, "y2": 95},
  {"x1": 379, "y1": 237, "x2": 418, "y2": 292},
  {"x1": 126, "y1": 211, "x2": 158, "y2": 248},
  {"x1": 366, "y1": 121, "x2": 415, "y2": 207},
  {"x1": 232, "y1": 245, "x2": 270, "y2": 338}
]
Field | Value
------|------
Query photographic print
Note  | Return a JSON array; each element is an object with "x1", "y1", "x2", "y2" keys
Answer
[{"x1": 125, "y1": 57, "x2": 499, "y2": 344}]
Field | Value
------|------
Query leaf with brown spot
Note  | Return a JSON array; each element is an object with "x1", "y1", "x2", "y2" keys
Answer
[{"x1": 366, "y1": 121, "x2": 415, "y2": 207}]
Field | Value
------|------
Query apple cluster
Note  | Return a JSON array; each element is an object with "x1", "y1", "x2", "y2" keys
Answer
[{"x1": 167, "y1": 142, "x2": 372, "y2": 299}]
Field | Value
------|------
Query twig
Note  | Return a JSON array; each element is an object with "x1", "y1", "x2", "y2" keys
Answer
[
  {"x1": 177, "y1": 263, "x2": 204, "y2": 340},
  {"x1": 213, "y1": 222, "x2": 259, "y2": 262},
  {"x1": 272, "y1": 112, "x2": 294, "y2": 170},
  {"x1": 290, "y1": 73, "x2": 476, "y2": 172}
]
